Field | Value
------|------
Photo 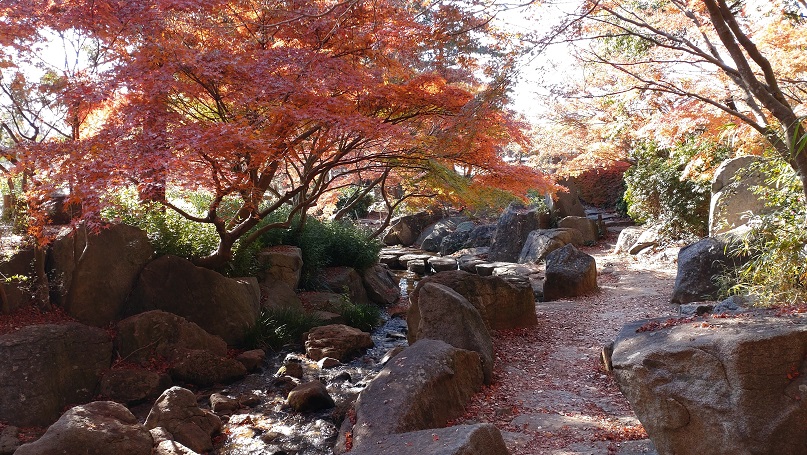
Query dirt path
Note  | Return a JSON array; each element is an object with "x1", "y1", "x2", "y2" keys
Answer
[{"x1": 455, "y1": 236, "x2": 680, "y2": 455}]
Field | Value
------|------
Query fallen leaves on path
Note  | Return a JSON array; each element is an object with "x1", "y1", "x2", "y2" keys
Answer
[{"x1": 455, "y1": 239, "x2": 679, "y2": 454}]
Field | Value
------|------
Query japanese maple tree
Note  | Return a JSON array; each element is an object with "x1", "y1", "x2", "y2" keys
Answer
[{"x1": 2, "y1": 0, "x2": 554, "y2": 267}]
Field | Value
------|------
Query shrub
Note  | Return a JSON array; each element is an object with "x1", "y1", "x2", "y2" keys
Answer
[
  {"x1": 721, "y1": 157, "x2": 807, "y2": 306},
  {"x1": 336, "y1": 297, "x2": 381, "y2": 332},
  {"x1": 245, "y1": 307, "x2": 324, "y2": 351},
  {"x1": 622, "y1": 138, "x2": 730, "y2": 240},
  {"x1": 248, "y1": 214, "x2": 382, "y2": 289},
  {"x1": 335, "y1": 186, "x2": 374, "y2": 219},
  {"x1": 102, "y1": 189, "x2": 221, "y2": 261}
]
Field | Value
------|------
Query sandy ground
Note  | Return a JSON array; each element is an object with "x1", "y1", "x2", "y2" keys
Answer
[{"x1": 455, "y1": 234, "x2": 680, "y2": 455}]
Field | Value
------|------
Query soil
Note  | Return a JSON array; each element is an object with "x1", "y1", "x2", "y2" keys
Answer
[{"x1": 454, "y1": 232, "x2": 681, "y2": 455}]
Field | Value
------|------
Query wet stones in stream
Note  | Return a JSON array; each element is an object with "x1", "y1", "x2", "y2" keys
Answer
[{"x1": 213, "y1": 315, "x2": 410, "y2": 455}]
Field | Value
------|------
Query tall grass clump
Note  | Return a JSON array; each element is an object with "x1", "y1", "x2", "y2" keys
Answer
[{"x1": 245, "y1": 307, "x2": 324, "y2": 350}]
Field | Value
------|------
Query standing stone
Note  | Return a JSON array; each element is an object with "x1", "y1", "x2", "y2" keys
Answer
[
  {"x1": 518, "y1": 228, "x2": 584, "y2": 263},
  {"x1": 489, "y1": 202, "x2": 550, "y2": 262},
  {"x1": 318, "y1": 266, "x2": 369, "y2": 305},
  {"x1": 614, "y1": 227, "x2": 645, "y2": 254},
  {"x1": 557, "y1": 216, "x2": 599, "y2": 244},
  {"x1": 383, "y1": 211, "x2": 443, "y2": 246},
  {"x1": 409, "y1": 283, "x2": 494, "y2": 384},
  {"x1": 709, "y1": 155, "x2": 768, "y2": 236},
  {"x1": 361, "y1": 264, "x2": 400, "y2": 305},
  {"x1": 463, "y1": 224, "x2": 497, "y2": 249},
  {"x1": 15, "y1": 401, "x2": 152, "y2": 455},
  {"x1": 257, "y1": 245, "x2": 303, "y2": 289},
  {"x1": 49, "y1": 224, "x2": 153, "y2": 327},
  {"x1": 671, "y1": 237, "x2": 740, "y2": 304},
  {"x1": 126, "y1": 255, "x2": 259, "y2": 345},
  {"x1": 543, "y1": 244, "x2": 597, "y2": 301},
  {"x1": 0, "y1": 323, "x2": 112, "y2": 426},
  {"x1": 546, "y1": 179, "x2": 587, "y2": 218},
  {"x1": 341, "y1": 339, "x2": 484, "y2": 449},
  {"x1": 410, "y1": 270, "x2": 536, "y2": 331}
]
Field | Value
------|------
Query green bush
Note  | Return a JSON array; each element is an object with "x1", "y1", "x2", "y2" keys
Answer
[
  {"x1": 335, "y1": 186, "x2": 374, "y2": 220},
  {"x1": 336, "y1": 297, "x2": 381, "y2": 332},
  {"x1": 721, "y1": 157, "x2": 807, "y2": 306},
  {"x1": 102, "y1": 189, "x2": 221, "y2": 261},
  {"x1": 248, "y1": 214, "x2": 382, "y2": 289},
  {"x1": 622, "y1": 138, "x2": 730, "y2": 240},
  {"x1": 245, "y1": 307, "x2": 324, "y2": 350}
]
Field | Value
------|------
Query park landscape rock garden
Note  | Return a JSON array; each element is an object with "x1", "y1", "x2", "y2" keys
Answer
[{"x1": 1, "y1": 178, "x2": 807, "y2": 455}]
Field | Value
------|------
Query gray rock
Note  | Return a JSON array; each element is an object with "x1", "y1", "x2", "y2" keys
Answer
[
  {"x1": 518, "y1": 228, "x2": 584, "y2": 263},
  {"x1": 304, "y1": 324, "x2": 374, "y2": 361},
  {"x1": 463, "y1": 224, "x2": 497, "y2": 249},
  {"x1": 126, "y1": 255, "x2": 259, "y2": 345},
  {"x1": 709, "y1": 155, "x2": 769, "y2": 236},
  {"x1": 115, "y1": 310, "x2": 227, "y2": 364},
  {"x1": 287, "y1": 381, "x2": 335, "y2": 412},
  {"x1": 383, "y1": 212, "x2": 443, "y2": 246},
  {"x1": 145, "y1": 387, "x2": 222, "y2": 454},
  {"x1": 49, "y1": 224, "x2": 153, "y2": 327},
  {"x1": 256, "y1": 245, "x2": 303, "y2": 289},
  {"x1": 417, "y1": 217, "x2": 469, "y2": 252},
  {"x1": 339, "y1": 340, "x2": 484, "y2": 449},
  {"x1": 0, "y1": 426, "x2": 19, "y2": 455},
  {"x1": 348, "y1": 424, "x2": 510, "y2": 455},
  {"x1": 489, "y1": 202, "x2": 550, "y2": 262},
  {"x1": 409, "y1": 283, "x2": 494, "y2": 384},
  {"x1": 612, "y1": 314, "x2": 807, "y2": 455},
  {"x1": 361, "y1": 264, "x2": 400, "y2": 305},
  {"x1": 210, "y1": 393, "x2": 239, "y2": 413},
  {"x1": 670, "y1": 237, "x2": 742, "y2": 304},
  {"x1": 15, "y1": 401, "x2": 152, "y2": 455},
  {"x1": 440, "y1": 225, "x2": 474, "y2": 256},
  {"x1": 557, "y1": 216, "x2": 599, "y2": 244},
  {"x1": 0, "y1": 322, "x2": 112, "y2": 426},
  {"x1": 409, "y1": 270, "x2": 536, "y2": 331},
  {"x1": 0, "y1": 246, "x2": 34, "y2": 314},
  {"x1": 319, "y1": 266, "x2": 369, "y2": 305},
  {"x1": 100, "y1": 368, "x2": 172, "y2": 404},
  {"x1": 614, "y1": 227, "x2": 645, "y2": 254},
  {"x1": 169, "y1": 349, "x2": 247, "y2": 388},
  {"x1": 543, "y1": 244, "x2": 597, "y2": 301},
  {"x1": 546, "y1": 179, "x2": 587, "y2": 218},
  {"x1": 629, "y1": 226, "x2": 661, "y2": 255},
  {"x1": 428, "y1": 256, "x2": 458, "y2": 272}
]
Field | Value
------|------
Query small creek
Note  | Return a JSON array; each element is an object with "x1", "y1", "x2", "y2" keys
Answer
[{"x1": 214, "y1": 306, "x2": 414, "y2": 454}]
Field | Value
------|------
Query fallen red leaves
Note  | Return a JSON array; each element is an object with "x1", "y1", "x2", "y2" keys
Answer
[
  {"x1": 0, "y1": 304, "x2": 76, "y2": 336},
  {"x1": 593, "y1": 423, "x2": 648, "y2": 441}
]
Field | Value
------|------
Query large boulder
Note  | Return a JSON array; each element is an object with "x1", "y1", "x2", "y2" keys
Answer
[
  {"x1": 671, "y1": 237, "x2": 740, "y2": 304},
  {"x1": 318, "y1": 266, "x2": 369, "y2": 305},
  {"x1": 341, "y1": 339, "x2": 484, "y2": 449},
  {"x1": 611, "y1": 314, "x2": 807, "y2": 455},
  {"x1": 439, "y1": 221, "x2": 476, "y2": 256},
  {"x1": 557, "y1": 216, "x2": 599, "y2": 244},
  {"x1": 542, "y1": 244, "x2": 597, "y2": 301},
  {"x1": 169, "y1": 349, "x2": 247, "y2": 387},
  {"x1": 286, "y1": 381, "x2": 335, "y2": 412},
  {"x1": 0, "y1": 246, "x2": 34, "y2": 314},
  {"x1": 410, "y1": 270, "x2": 536, "y2": 331},
  {"x1": 0, "y1": 322, "x2": 112, "y2": 426},
  {"x1": 361, "y1": 264, "x2": 400, "y2": 305},
  {"x1": 256, "y1": 245, "x2": 303, "y2": 289},
  {"x1": 518, "y1": 228, "x2": 584, "y2": 264},
  {"x1": 709, "y1": 155, "x2": 768, "y2": 236},
  {"x1": 116, "y1": 310, "x2": 228, "y2": 363},
  {"x1": 15, "y1": 401, "x2": 153, "y2": 455},
  {"x1": 489, "y1": 203, "x2": 550, "y2": 262},
  {"x1": 304, "y1": 324, "x2": 374, "y2": 361},
  {"x1": 613, "y1": 227, "x2": 645, "y2": 254},
  {"x1": 100, "y1": 368, "x2": 172, "y2": 404},
  {"x1": 462, "y1": 224, "x2": 497, "y2": 249},
  {"x1": 145, "y1": 387, "x2": 222, "y2": 454},
  {"x1": 48, "y1": 224, "x2": 153, "y2": 327},
  {"x1": 417, "y1": 217, "x2": 469, "y2": 252},
  {"x1": 546, "y1": 179, "x2": 587, "y2": 218},
  {"x1": 408, "y1": 283, "x2": 494, "y2": 384},
  {"x1": 126, "y1": 255, "x2": 260, "y2": 345},
  {"x1": 383, "y1": 211, "x2": 443, "y2": 246},
  {"x1": 348, "y1": 424, "x2": 509, "y2": 455}
]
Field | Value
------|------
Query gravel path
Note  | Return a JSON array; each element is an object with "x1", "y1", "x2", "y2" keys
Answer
[{"x1": 455, "y1": 236, "x2": 680, "y2": 455}]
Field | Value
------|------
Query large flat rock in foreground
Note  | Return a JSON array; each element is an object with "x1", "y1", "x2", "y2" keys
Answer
[{"x1": 612, "y1": 313, "x2": 807, "y2": 455}]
